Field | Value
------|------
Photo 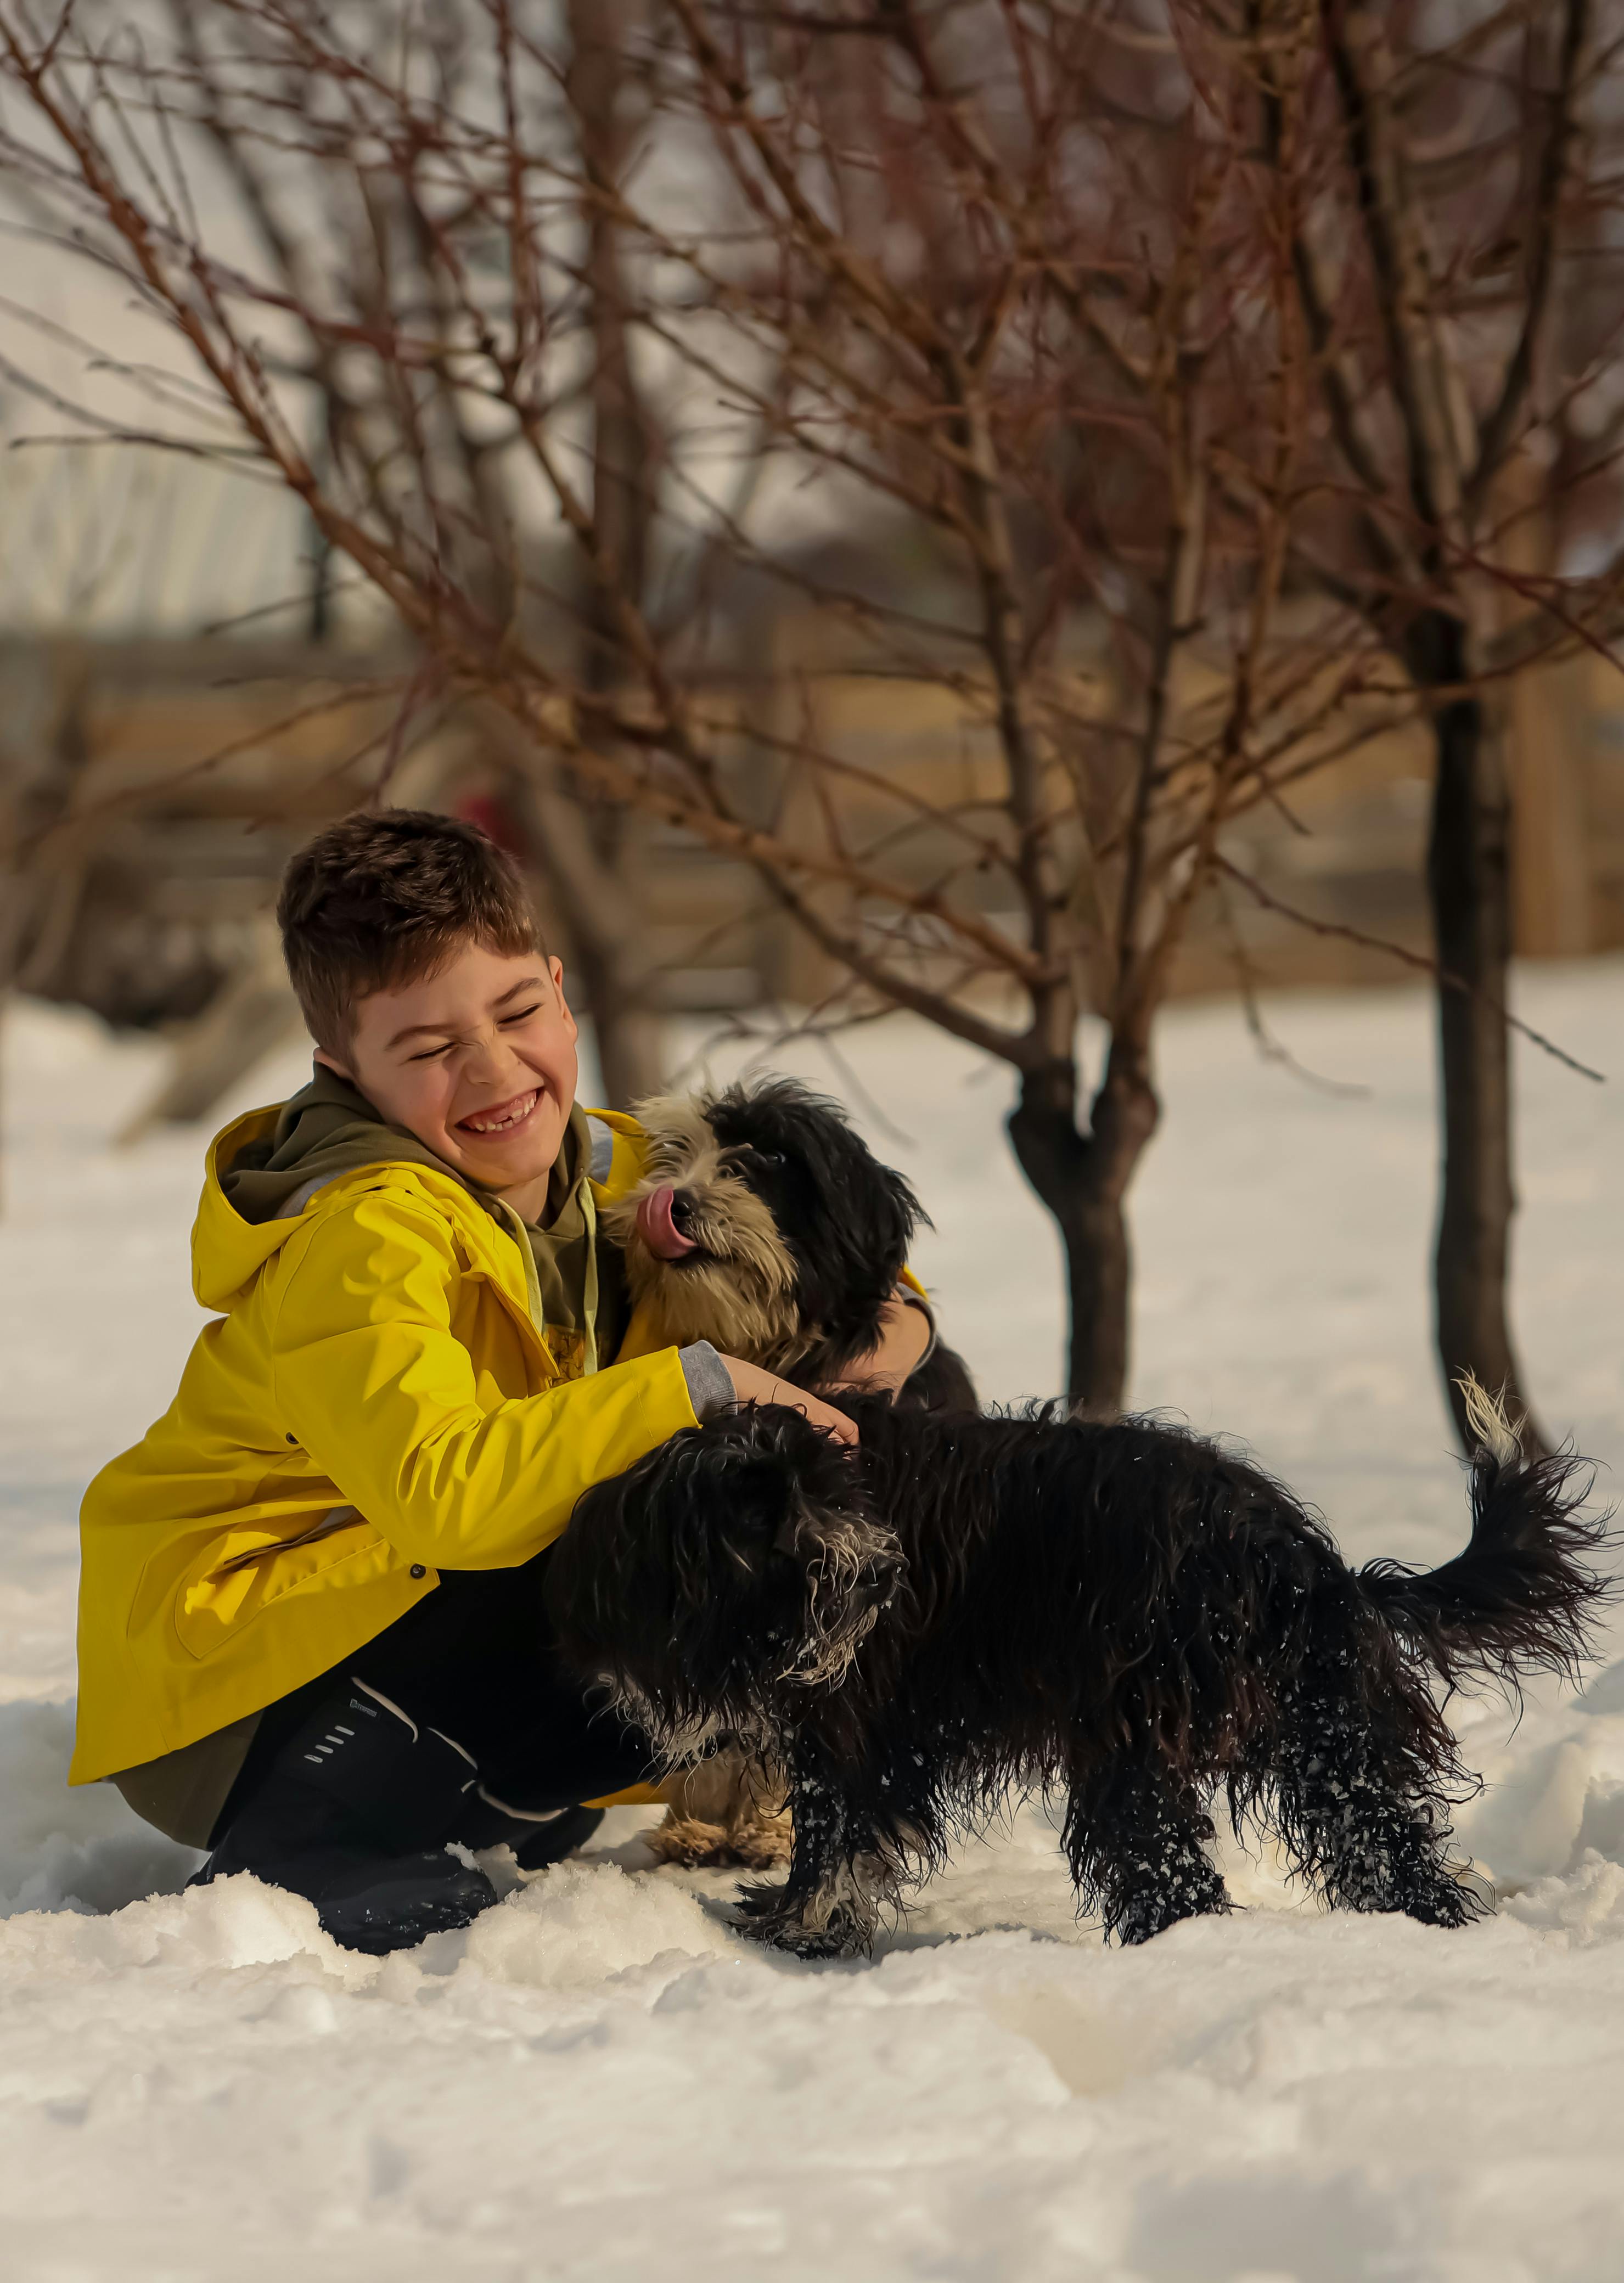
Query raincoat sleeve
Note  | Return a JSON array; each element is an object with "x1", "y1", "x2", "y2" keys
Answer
[{"x1": 268, "y1": 1190, "x2": 698, "y2": 1570}]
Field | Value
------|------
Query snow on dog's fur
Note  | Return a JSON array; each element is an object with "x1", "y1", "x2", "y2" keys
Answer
[{"x1": 552, "y1": 1375, "x2": 1613, "y2": 1956}]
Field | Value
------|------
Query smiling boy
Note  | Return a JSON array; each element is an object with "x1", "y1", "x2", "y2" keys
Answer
[{"x1": 72, "y1": 810, "x2": 921, "y2": 1953}]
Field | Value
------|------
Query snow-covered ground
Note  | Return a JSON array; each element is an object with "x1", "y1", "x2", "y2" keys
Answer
[{"x1": 2, "y1": 967, "x2": 1622, "y2": 2282}]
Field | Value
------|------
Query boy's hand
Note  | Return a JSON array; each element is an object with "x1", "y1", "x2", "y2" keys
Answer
[
  {"x1": 828, "y1": 1292, "x2": 932, "y2": 1395},
  {"x1": 716, "y1": 1358, "x2": 861, "y2": 1447}
]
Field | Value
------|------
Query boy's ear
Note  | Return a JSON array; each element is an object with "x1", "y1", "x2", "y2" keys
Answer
[{"x1": 549, "y1": 955, "x2": 578, "y2": 1045}]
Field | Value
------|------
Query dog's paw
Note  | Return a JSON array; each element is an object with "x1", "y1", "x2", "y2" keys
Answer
[
  {"x1": 645, "y1": 1814, "x2": 732, "y2": 1868},
  {"x1": 648, "y1": 1809, "x2": 796, "y2": 1870},
  {"x1": 731, "y1": 1886, "x2": 866, "y2": 1959},
  {"x1": 1108, "y1": 1879, "x2": 1231, "y2": 1946},
  {"x1": 1395, "y1": 1871, "x2": 1488, "y2": 1930},
  {"x1": 737, "y1": 1909, "x2": 862, "y2": 1960},
  {"x1": 724, "y1": 1812, "x2": 795, "y2": 1871},
  {"x1": 730, "y1": 1876, "x2": 789, "y2": 1925}
]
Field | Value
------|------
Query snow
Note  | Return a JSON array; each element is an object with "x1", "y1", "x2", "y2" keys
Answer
[{"x1": 2, "y1": 967, "x2": 1623, "y2": 2281}]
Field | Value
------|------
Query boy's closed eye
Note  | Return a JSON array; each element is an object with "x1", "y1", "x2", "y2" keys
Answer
[{"x1": 405, "y1": 1002, "x2": 546, "y2": 1062}]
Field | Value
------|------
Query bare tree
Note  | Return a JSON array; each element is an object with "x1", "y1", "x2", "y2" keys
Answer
[
  {"x1": 5, "y1": 1, "x2": 1609, "y2": 1410},
  {"x1": 160, "y1": 0, "x2": 698, "y2": 1103},
  {"x1": 1250, "y1": 0, "x2": 1624, "y2": 1450},
  {"x1": 645, "y1": 0, "x2": 1385, "y2": 1408}
]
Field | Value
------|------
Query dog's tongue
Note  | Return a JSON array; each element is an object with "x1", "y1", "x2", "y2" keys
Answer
[{"x1": 635, "y1": 1183, "x2": 698, "y2": 1261}]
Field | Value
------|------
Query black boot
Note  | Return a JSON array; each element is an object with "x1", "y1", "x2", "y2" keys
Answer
[
  {"x1": 194, "y1": 1682, "x2": 499, "y2": 1954},
  {"x1": 513, "y1": 1803, "x2": 604, "y2": 1870},
  {"x1": 451, "y1": 1748, "x2": 609, "y2": 1866},
  {"x1": 453, "y1": 1794, "x2": 606, "y2": 1871},
  {"x1": 444, "y1": 1673, "x2": 653, "y2": 1868}
]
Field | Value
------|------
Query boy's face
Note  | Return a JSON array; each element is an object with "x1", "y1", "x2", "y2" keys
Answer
[{"x1": 318, "y1": 941, "x2": 580, "y2": 1203}]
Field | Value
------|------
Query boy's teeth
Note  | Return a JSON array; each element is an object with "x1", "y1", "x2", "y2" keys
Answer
[{"x1": 464, "y1": 1094, "x2": 537, "y2": 1134}]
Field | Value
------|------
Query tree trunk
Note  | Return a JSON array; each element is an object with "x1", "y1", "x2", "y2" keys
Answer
[
  {"x1": 561, "y1": 0, "x2": 661, "y2": 1113},
  {"x1": 497, "y1": 749, "x2": 666, "y2": 1111},
  {"x1": 571, "y1": 800, "x2": 664, "y2": 1110},
  {"x1": 570, "y1": 937, "x2": 666, "y2": 1110},
  {"x1": 1412, "y1": 609, "x2": 1547, "y2": 1455},
  {"x1": 1007, "y1": 1040, "x2": 1161, "y2": 1415}
]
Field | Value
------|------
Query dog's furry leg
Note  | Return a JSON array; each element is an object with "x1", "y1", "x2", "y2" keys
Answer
[
  {"x1": 1063, "y1": 1754, "x2": 1230, "y2": 1945},
  {"x1": 732, "y1": 1742, "x2": 898, "y2": 1959},
  {"x1": 1267, "y1": 1646, "x2": 1483, "y2": 1928},
  {"x1": 648, "y1": 1743, "x2": 794, "y2": 1871}
]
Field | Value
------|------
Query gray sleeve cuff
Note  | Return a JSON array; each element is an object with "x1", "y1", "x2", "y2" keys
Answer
[
  {"x1": 679, "y1": 1340, "x2": 735, "y2": 1421},
  {"x1": 586, "y1": 1115, "x2": 617, "y2": 1183}
]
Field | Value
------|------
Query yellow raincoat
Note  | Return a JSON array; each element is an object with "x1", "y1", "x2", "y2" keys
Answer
[{"x1": 70, "y1": 1105, "x2": 695, "y2": 1791}]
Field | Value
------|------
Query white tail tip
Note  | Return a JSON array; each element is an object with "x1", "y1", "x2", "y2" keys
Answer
[{"x1": 1457, "y1": 1373, "x2": 1524, "y2": 1467}]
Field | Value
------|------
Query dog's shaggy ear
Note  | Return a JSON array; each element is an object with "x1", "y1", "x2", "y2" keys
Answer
[{"x1": 709, "y1": 1449, "x2": 808, "y2": 1572}]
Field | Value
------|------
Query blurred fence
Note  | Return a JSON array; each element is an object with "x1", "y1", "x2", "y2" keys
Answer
[{"x1": 5, "y1": 623, "x2": 1619, "y2": 1037}]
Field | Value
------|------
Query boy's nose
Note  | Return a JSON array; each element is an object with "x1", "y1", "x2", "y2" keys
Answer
[{"x1": 463, "y1": 1028, "x2": 525, "y2": 1087}]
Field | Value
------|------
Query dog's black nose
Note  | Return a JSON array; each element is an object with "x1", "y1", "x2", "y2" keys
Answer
[{"x1": 669, "y1": 1189, "x2": 698, "y2": 1238}]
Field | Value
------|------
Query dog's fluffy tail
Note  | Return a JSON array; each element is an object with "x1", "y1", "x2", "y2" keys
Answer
[{"x1": 1356, "y1": 1377, "x2": 1615, "y2": 1695}]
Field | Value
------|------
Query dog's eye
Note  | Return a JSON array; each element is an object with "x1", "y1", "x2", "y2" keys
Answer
[{"x1": 750, "y1": 1149, "x2": 785, "y2": 1168}]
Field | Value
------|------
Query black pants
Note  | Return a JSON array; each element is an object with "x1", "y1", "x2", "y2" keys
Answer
[{"x1": 216, "y1": 1544, "x2": 658, "y2": 1847}]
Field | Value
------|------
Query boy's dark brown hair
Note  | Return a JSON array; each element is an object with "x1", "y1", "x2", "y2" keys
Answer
[{"x1": 278, "y1": 807, "x2": 542, "y2": 1049}]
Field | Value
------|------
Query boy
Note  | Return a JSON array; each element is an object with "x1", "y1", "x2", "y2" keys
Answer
[{"x1": 71, "y1": 809, "x2": 928, "y2": 1952}]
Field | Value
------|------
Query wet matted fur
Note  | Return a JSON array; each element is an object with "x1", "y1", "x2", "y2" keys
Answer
[{"x1": 548, "y1": 1382, "x2": 1612, "y2": 1956}]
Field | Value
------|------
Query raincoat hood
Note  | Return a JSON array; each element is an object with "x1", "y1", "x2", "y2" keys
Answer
[
  {"x1": 192, "y1": 1088, "x2": 490, "y2": 1318},
  {"x1": 192, "y1": 1105, "x2": 330, "y2": 1315}
]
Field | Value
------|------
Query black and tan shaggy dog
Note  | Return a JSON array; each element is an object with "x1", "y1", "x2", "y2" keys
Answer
[
  {"x1": 549, "y1": 1374, "x2": 1610, "y2": 1955},
  {"x1": 604, "y1": 1078, "x2": 929, "y2": 1387}
]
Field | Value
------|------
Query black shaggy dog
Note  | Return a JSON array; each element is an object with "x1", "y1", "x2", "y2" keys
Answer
[{"x1": 552, "y1": 1081, "x2": 1611, "y2": 1955}]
